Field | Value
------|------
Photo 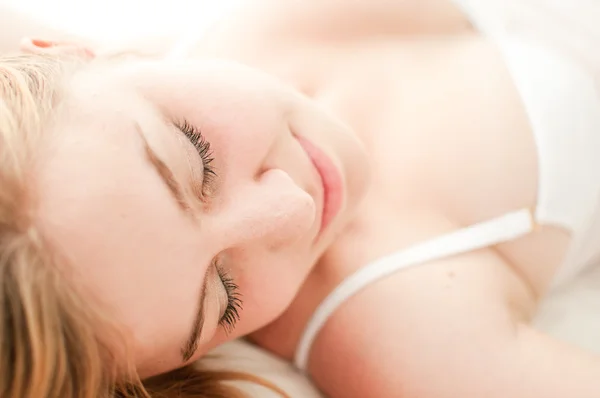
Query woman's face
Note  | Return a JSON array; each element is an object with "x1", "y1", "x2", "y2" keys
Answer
[{"x1": 36, "y1": 58, "x2": 370, "y2": 376}]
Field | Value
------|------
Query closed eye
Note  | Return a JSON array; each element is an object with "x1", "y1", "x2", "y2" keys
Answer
[{"x1": 175, "y1": 119, "x2": 217, "y2": 199}]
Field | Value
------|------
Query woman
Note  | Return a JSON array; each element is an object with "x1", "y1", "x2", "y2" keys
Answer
[{"x1": 1, "y1": 0, "x2": 600, "y2": 397}]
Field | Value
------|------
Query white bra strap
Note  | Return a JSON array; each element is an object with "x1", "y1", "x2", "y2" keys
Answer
[{"x1": 294, "y1": 208, "x2": 534, "y2": 371}]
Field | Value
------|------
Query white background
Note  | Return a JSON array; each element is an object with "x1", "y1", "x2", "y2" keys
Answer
[{"x1": 1, "y1": 0, "x2": 241, "y2": 41}]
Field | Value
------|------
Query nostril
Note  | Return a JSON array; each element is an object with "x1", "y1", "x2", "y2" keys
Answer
[
  {"x1": 227, "y1": 169, "x2": 316, "y2": 249},
  {"x1": 258, "y1": 167, "x2": 293, "y2": 185}
]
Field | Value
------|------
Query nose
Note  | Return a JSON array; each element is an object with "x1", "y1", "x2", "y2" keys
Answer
[{"x1": 216, "y1": 168, "x2": 316, "y2": 251}]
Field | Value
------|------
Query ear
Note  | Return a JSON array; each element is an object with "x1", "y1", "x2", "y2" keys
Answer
[{"x1": 19, "y1": 37, "x2": 95, "y2": 59}]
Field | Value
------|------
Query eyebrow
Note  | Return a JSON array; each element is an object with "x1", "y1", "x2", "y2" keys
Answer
[
  {"x1": 181, "y1": 267, "x2": 210, "y2": 362},
  {"x1": 134, "y1": 124, "x2": 209, "y2": 362},
  {"x1": 138, "y1": 130, "x2": 192, "y2": 213}
]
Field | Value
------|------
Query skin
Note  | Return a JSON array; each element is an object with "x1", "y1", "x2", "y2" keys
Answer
[
  {"x1": 35, "y1": 59, "x2": 369, "y2": 376},
  {"x1": 8, "y1": 0, "x2": 600, "y2": 396}
]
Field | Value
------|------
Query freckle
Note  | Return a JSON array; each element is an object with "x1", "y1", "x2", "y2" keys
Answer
[{"x1": 447, "y1": 271, "x2": 455, "y2": 279}]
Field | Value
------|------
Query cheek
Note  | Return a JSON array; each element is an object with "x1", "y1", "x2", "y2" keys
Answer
[{"x1": 236, "y1": 253, "x2": 311, "y2": 332}]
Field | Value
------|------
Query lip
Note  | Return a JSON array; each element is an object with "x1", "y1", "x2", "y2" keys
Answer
[{"x1": 294, "y1": 135, "x2": 344, "y2": 239}]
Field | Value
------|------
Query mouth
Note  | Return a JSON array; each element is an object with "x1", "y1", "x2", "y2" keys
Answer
[{"x1": 294, "y1": 135, "x2": 344, "y2": 239}]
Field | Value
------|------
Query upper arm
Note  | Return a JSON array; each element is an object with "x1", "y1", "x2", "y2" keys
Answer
[
  {"x1": 307, "y1": 214, "x2": 600, "y2": 398},
  {"x1": 308, "y1": 242, "x2": 529, "y2": 398}
]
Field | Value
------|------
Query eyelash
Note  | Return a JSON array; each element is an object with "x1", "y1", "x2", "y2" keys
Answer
[
  {"x1": 177, "y1": 119, "x2": 217, "y2": 197},
  {"x1": 216, "y1": 263, "x2": 243, "y2": 333},
  {"x1": 177, "y1": 121, "x2": 242, "y2": 331}
]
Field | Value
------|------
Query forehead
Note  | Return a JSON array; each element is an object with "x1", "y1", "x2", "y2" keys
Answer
[
  {"x1": 71, "y1": 57, "x2": 284, "y2": 102},
  {"x1": 60, "y1": 57, "x2": 288, "y2": 137}
]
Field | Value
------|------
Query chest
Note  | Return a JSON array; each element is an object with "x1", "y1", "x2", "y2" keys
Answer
[{"x1": 317, "y1": 37, "x2": 573, "y2": 292}]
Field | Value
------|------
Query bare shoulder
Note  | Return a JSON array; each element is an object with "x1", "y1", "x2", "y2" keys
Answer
[
  {"x1": 203, "y1": 0, "x2": 472, "y2": 53},
  {"x1": 307, "y1": 209, "x2": 537, "y2": 397}
]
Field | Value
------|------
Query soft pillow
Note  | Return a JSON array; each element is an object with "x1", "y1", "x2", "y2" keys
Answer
[{"x1": 202, "y1": 340, "x2": 323, "y2": 398}]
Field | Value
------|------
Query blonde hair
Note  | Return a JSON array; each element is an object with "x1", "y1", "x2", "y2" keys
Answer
[{"x1": 0, "y1": 53, "x2": 288, "y2": 398}]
